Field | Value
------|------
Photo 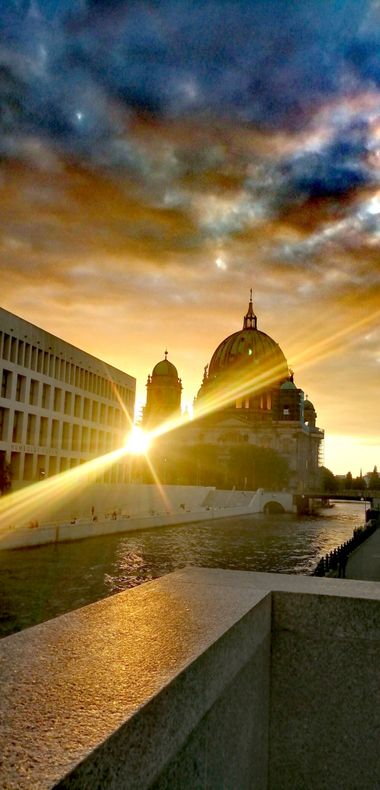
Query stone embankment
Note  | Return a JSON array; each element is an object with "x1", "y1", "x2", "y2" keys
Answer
[
  {"x1": 1, "y1": 568, "x2": 379, "y2": 789},
  {"x1": 0, "y1": 485, "x2": 294, "y2": 551}
]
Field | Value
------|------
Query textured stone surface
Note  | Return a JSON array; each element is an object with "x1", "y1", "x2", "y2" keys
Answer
[
  {"x1": 269, "y1": 591, "x2": 380, "y2": 790},
  {"x1": 1, "y1": 568, "x2": 379, "y2": 790},
  {"x1": 0, "y1": 570, "x2": 270, "y2": 789},
  {"x1": 152, "y1": 641, "x2": 269, "y2": 790}
]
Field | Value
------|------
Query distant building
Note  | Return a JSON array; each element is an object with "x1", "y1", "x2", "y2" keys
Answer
[
  {"x1": 0, "y1": 307, "x2": 135, "y2": 487},
  {"x1": 143, "y1": 294, "x2": 324, "y2": 491}
]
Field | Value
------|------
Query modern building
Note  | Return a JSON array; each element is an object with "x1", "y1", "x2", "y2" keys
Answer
[
  {"x1": 143, "y1": 294, "x2": 324, "y2": 491},
  {"x1": 0, "y1": 307, "x2": 135, "y2": 487}
]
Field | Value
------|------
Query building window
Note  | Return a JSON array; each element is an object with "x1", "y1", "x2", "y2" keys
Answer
[
  {"x1": 23, "y1": 453, "x2": 34, "y2": 481},
  {"x1": 39, "y1": 417, "x2": 48, "y2": 445},
  {"x1": 60, "y1": 458, "x2": 68, "y2": 473},
  {"x1": 51, "y1": 419, "x2": 59, "y2": 448},
  {"x1": 29, "y1": 379, "x2": 39, "y2": 406},
  {"x1": 62, "y1": 422, "x2": 70, "y2": 450},
  {"x1": 64, "y1": 391, "x2": 72, "y2": 415},
  {"x1": 3, "y1": 334, "x2": 10, "y2": 360},
  {"x1": 72, "y1": 424, "x2": 80, "y2": 451},
  {"x1": 43, "y1": 352, "x2": 49, "y2": 375},
  {"x1": 10, "y1": 451, "x2": 21, "y2": 480},
  {"x1": 81, "y1": 426, "x2": 89, "y2": 452},
  {"x1": 10, "y1": 337, "x2": 17, "y2": 363},
  {"x1": 30, "y1": 346, "x2": 37, "y2": 370},
  {"x1": 1, "y1": 369, "x2": 12, "y2": 399},
  {"x1": 15, "y1": 374, "x2": 26, "y2": 402},
  {"x1": 74, "y1": 394, "x2": 81, "y2": 418},
  {"x1": 24, "y1": 343, "x2": 31, "y2": 367},
  {"x1": 12, "y1": 410, "x2": 23, "y2": 442},
  {"x1": 37, "y1": 455, "x2": 47, "y2": 479},
  {"x1": 26, "y1": 414, "x2": 36, "y2": 444},
  {"x1": 42, "y1": 383, "x2": 51, "y2": 409},
  {"x1": 53, "y1": 388, "x2": 62, "y2": 411},
  {"x1": 0, "y1": 407, "x2": 9, "y2": 441},
  {"x1": 91, "y1": 401, "x2": 99, "y2": 422},
  {"x1": 17, "y1": 341, "x2": 24, "y2": 366},
  {"x1": 83, "y1": 398, "x2": 91, "y2": 420}
]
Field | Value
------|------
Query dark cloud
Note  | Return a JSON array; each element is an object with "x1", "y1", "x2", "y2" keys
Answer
[{"x1": 2, "y1": 1, "x2": 380, "y2": 280}]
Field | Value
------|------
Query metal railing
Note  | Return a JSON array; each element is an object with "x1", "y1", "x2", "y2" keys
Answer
[{"x1": 312, "y1": 520, "x2": 378, "y2": 578}]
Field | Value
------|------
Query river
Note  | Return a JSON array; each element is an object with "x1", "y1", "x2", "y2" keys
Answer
[{"x1": 0, "y1": 501, "x2": 366, "y2": 638}]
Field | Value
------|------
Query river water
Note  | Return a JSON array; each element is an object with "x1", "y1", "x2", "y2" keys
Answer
[{"x1": 0, "y1": 502, "x2": 365, "y2": 638}]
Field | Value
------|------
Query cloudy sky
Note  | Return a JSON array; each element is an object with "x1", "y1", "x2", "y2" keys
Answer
[{"x1": 1, "y1": 0, "x2": 380, "y2": 474}]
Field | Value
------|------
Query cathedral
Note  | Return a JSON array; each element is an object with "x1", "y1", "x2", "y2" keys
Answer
[{"x1": 141, "y1": 294, "x2": 324, "y2": 492}]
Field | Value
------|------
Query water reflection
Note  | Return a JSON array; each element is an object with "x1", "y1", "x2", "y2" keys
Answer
[{"x1": 0, "y1": 502, "x2": 364, "y2": 638}]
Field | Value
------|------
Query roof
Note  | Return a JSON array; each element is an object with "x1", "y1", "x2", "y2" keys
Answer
[
  {"x1": 281, "y1": 380, "x2": 297, "y2": 390},
  {"x1": 152, "y1": 359, "x2": 179, "y2": 378},
  {"x1": 208, "y1": 328, "x2": 288, "y2": 379}
]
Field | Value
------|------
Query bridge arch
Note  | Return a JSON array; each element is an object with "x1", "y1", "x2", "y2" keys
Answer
[{"x1": 263, "y1": 500, "x2": 286, "y2": 515}]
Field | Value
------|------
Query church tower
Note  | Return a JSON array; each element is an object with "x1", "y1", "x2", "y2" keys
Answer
[{"x1": 142, "y1": 351, "x2": 182, "y2": 428}]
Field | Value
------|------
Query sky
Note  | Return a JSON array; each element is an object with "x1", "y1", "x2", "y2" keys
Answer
[{"x1": 1, "y1": 0, "x2": 380, "y2": 475}]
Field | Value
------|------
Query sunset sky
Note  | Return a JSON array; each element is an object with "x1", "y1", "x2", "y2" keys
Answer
[{"x1": 1, "y1": 0, "x2": 380, "y2": 475}]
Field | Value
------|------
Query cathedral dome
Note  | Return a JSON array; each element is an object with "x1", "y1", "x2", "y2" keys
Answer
[
  {"x1": 281, "y1": 379, "x2": 297, "y2": 390},
  {"x1": 207, "y1": 294, "x2": 288, "y2": 380},
  {"x1": 152, "y1": 355, "x2": 179, "y2": 378}
]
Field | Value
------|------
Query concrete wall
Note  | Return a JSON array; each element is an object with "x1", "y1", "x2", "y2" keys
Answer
[
  {"x1": 1, "y1": 568, "x2": 379, "y2": 789},
  {"x1": 0, "y1": 484, "x2": 294, "y2": 550}
]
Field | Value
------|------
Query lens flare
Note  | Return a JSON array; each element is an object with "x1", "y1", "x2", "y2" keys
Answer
[{"x1": 125, "y1": 426, "x2": 151, "y2": 455}]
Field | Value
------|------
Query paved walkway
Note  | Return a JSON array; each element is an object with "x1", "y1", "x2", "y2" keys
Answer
[{"x1": 346, "y1": 526, "x2": 380, "y2": 582}]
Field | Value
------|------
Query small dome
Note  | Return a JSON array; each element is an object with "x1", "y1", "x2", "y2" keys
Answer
[
  {"x1": 281, "y1": 379, "x2": 297, "y2": 390},
  {"x1": 304, "y1": 399, "x2": 315, "y2": 411},
  {"x1": 152, "y1": 359, "x2": 179, "y2": 378}
]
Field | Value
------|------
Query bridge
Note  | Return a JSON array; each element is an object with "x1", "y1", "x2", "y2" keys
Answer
[
  {"x1": 293, "y1": 490, "x2": 380, "y2": 515},
  {"x1": 300, "y1": 490, "x2": 379, "y2": 503}
]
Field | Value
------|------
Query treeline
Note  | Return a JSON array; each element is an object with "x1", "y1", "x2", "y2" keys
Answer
[
  {"x1": 136, "y1": 441, "x2": 290, "y2": 490},
  {"x1": 320, "y1": 465, "x2": 380, "y2": 492}
]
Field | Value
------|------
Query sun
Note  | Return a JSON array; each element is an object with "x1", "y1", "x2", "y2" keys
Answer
[{"x1": 124, "y1": 426, "x2": 151, "y2": 455}]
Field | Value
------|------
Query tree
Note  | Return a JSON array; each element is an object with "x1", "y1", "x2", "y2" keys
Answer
[
  {"x1": 319, "y1": 466, "x2": 339, "y2": 493},
  {"x1": 344, "y1": 471, "x2": 353, "y2": 490},
  {"x1": 368, "y1": 466, "x2": 380, "y2": 490}
]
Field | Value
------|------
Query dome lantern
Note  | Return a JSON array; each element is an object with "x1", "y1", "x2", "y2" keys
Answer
[{"x1": 243, "y1": 288, "x2": 257, "y2": 330}]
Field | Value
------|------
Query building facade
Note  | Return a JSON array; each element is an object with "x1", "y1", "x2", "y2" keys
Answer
[
  {"x1": 143, "y1": 295, "x2": 324, "y2": 492},
  {"x1": 0, "y1": 307, "x2": 135, "y2": 487}
]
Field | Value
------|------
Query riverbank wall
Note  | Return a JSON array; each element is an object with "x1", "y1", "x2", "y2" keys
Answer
[
  {"x1": 1, "y1": 568, "x2": 379, "y2": 789},
  {"x1": 0, "y1": 485, "x2": 295, "y2": 551}
]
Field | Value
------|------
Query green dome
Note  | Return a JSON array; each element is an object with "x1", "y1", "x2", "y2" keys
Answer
[
  {"x1": 281, "y1": 379, "x2": 297, "y2": 390},
  {"x1": 208, "y1": 328, "x2": 288, "y2": 379},
  {"x1": 304, "y1": 399, "x2": 315, "y2": 411},
  {"x1": 152, "y1": 359, "x2": 179, "y2": 378}
]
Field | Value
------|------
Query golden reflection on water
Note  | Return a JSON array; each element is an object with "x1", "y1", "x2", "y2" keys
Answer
[{"x1": 0, "y1": 502, "x2": 364, "y2": 639}]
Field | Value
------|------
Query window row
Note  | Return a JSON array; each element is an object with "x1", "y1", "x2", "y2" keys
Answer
[
  {"x1": 0, "y1": 331, "x2": 133, "y2": 404},
  {"x1": 9, "y1": 452, "x2": 129, "y2": 483},
  {"x1": 0, "y1": 408, "x2": 125, "y2": 451},
  {"x1": 1, "y1": 369, "x2": 133, "y2": 424}
]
